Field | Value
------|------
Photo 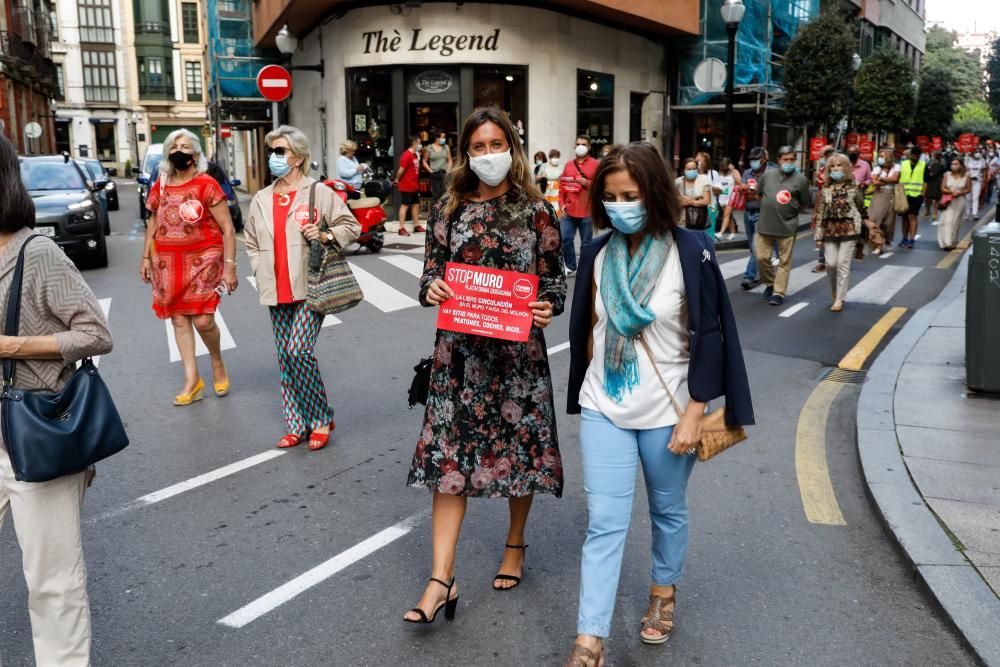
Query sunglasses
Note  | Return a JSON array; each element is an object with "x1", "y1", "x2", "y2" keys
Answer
[{"x1": 266, "y1": 147, "x2": 292, "y2": 157}]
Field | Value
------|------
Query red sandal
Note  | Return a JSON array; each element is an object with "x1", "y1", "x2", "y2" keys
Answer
[
  {"x1": 276, "y1": 434, "x2": 302, "y2": 449},
  {"x1": 308, "y1": 422, "x2": 335, "y2": 451}
]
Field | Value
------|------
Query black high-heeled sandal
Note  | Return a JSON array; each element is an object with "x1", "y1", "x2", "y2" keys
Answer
[
  {"x1": 493, "y1": 544, "x2": 528, "y2": 591},
  {"x1": 404, "y1": 577, "x2": 458, "y2": 624}
]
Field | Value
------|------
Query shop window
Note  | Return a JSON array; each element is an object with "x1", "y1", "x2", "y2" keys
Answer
[
  {"x1": 577, "y1": 70, "x2": 614, "y2": 155},
  {"x1": 473, "y1": 67, "x2": 527, "y2": 148},
  {"x1": 95, "y1": 123, "x2": 116, "y2": 161},
  {"x1": 346, "y1": 67, "x2": 394, "y2": 177}
]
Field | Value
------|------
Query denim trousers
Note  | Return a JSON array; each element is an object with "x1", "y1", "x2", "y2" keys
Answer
[
  {"x1": 576, "y1": 408, "x2": 697, "y2": 638},
  {"x1": 561, "y1": 215, "x2": 593, "y2": 271},
  {"x1": 743, "y1": 209, "x2": 759, "y2": 280}
]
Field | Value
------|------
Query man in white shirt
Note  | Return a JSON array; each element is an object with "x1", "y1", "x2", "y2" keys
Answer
[{"x1": 966, "y1": 151, "x2": 986, "y2": 218}]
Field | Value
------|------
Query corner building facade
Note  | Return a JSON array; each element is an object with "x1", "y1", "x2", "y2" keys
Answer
[{"x1": 253, "y1": 2, "x2": 698, "y2": 192}]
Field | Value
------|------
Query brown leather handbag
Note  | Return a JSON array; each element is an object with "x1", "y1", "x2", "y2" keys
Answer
[{"x1": 639, "y1": 335, "x2": 748, "y2": 461}]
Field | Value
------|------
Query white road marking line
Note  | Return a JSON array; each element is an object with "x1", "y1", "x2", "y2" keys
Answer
[
  {"x1": 878, "y1": 252, "x2": 894, "y2": 260},
  {"x1": 92, "y1": 450, "x2": 288, "y2": 522},
  {"x1": 247, "y1": 276, "x2": 340, "y2": 328},
  {"x1": 779, "y1": 302, "x2": 810, "y2": 318},
  {"x1": 547, "y1": 341, "x2": 570, "y2": 354},
  {"x1": 719, "y1": 257, "x2": 748, "y2": 280},
  {"x1": 846, "y1": 265, "x2": 922, "y2": 304},
  {"x1": 166, "y1": 310, "x2": 236, "y2": 362},
  {"x1": 752, "y1": 262, "x2": 826, "y2": 297},
  {"x1": 94, "y1": 298, "x2": 111, "y2": 368},
  {"x1": 218, "y1": 510, "x2": 429, "y2": 629},
  {"x1": 379, "y1": 254, "x2": 424, "y2": 278},
  {"x1": 347, "y1": 262, "x2": 419, "y2": 312}
]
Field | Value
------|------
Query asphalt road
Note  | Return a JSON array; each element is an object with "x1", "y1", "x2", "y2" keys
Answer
[{"x1": 0, "y1": 182, "x2": 984, "y2": 666}]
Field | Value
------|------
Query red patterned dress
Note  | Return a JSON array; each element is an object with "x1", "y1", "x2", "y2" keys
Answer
[{"x1": 146, "y1": 174, "x2": 226, "y2": 319}]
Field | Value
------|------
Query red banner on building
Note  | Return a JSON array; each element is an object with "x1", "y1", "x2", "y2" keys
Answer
[{"x1": 437, "y1": 263, "x2": 538, "y2": 342}]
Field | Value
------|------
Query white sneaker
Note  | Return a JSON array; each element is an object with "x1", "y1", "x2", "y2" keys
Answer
[
  {"x1": 565, "y1": 268, "x2": 577, "y2": 278},
  {"x1": 726, "y1": 233, "x2": 736, "y2": 241},
  {"x1": 931, "y1": 219, "x2": 940, "y2": 226},
  {"x1": 714, "y1": 233, "x2": 723, "y2": 241}
]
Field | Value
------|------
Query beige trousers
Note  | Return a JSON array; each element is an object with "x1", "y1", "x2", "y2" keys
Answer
[
  {"x1": 754, "y1": 233, "x2": 796, "y2": 296},
  {"x1": 938, "y1": 195, "x2": 965, "y2": 249},
  {"x1": 0, "y1": 452, "x2": 91, "y2": 666},
  {"x1": 824, "y1": 239, "x2": 855, "y2": 303},
  {"x1": 869, "y1": 190, "x2": 896, "y2": 246}
]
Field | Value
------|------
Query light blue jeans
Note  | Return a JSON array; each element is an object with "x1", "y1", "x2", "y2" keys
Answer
[{"x1": 576, "y1": 408, "x2": 697, "y2": 638}]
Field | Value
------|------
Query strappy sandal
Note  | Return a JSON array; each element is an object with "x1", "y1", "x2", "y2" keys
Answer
[
  {"x1": 403, "y1": 577, "x2": 459, "y2": 624},
  {"x1": 493, "y1": 544, "x2": 528, "y2": 591},
  {"x1": 562, "y1": 643, "x2": 604, "y2": 667},
  {"x1": 640, "y1": 588, "x2": 676, "y2": 645}
]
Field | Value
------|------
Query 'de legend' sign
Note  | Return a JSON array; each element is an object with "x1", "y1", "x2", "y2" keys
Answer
[{"x1": 437, "y1": 262, "x2": 538, "y2": 342}]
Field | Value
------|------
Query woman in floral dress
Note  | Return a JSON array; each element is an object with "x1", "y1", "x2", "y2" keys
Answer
[
  {"x1": 140, "y1": 129, "x2": 238, "y2": 405},
  {"x1": 403, "y1": 107, "x2": 567, "y2": 624}
]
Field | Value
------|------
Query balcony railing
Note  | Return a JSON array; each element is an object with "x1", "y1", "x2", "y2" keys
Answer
[
  {"x1": 135, "y1": 21, "x2": 170, "y2": 36},
  {"x1": 84, "y1": 86, "x2": 119, "y2": 104},
  {"x1": 11, "y1": 6, "x2": 37, "y2": 43},
  {"x1": 140, "y1": 82, "x2": 175, "y2": 100}
]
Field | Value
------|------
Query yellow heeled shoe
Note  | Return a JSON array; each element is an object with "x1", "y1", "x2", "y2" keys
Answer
[
  {"x1": 173, "y1": 378, "x2": 205, "y2": 406},
  {"x1": 214, "y1": 377, "x2": 230, "y2": 397}
]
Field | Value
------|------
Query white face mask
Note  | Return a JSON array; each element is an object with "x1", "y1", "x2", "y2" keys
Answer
[
  {"x1": 550, "y1": 157, "x2": 560, "y2": 166},
  {"x1": 575, "y1": 145, "x2": 589, "y2": 158},
  {"x1": 468, "y1": 150, "x2": 512, "y2": 187}
]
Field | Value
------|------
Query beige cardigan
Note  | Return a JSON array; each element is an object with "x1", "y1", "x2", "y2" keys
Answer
[
  {"x1": 244, "y1": 177, "x2": 361, "y2": 306},
  {"x1": 0, "y1": 228, "x2": 113, "y2": 426}
]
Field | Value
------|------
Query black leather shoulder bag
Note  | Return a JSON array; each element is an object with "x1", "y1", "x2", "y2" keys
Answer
[
  {"x1": 407, "y1": 213, "x2": 453, "y2": 409},
  {"x1": 1, "y1": 235, "x2": 129, "y2": 482}
]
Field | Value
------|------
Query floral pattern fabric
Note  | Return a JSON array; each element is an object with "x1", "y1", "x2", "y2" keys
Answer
[
  {"x1": 146, "y1": 173, "x2": 226, "y2": 319},
  {"x1": 407, "y1": 188, "x2": 568, "y2": 498}
]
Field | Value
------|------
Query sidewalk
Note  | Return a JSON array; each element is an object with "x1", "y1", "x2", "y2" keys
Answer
[{"x1": 857, "y1": 239, "x2": 1000, "y2": 664}]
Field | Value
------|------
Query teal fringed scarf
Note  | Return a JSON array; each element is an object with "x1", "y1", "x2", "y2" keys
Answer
[{"x1": 600, "y1": 231, "x2": 669, "y2": 403}]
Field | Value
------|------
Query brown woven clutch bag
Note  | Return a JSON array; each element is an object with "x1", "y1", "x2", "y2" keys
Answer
[{"x1": 639, "y1": 335, "x2": 747, "y2": 461}]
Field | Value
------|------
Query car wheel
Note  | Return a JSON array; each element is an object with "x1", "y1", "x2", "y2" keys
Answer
[
  {"x1": 90, "y1": 232, "x2": 109, "y2": 268},
  {"x1": 108, "y1": 193, "x2": 119, "y2": 211},
  {"x1": 367, "y1": 237, "x2": 383, "y2": 253}
]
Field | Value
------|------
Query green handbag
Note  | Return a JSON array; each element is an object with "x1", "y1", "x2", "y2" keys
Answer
[{"x1": 305, "y1": 182, "x2": 364, "y2": 315}]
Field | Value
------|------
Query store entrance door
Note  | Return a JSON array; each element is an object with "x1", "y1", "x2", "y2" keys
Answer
[{"x1": 409, "y1": 102, "x2": 459, "y2": 146}]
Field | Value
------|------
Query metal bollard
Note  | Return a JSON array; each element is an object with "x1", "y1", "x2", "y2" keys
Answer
[{"x1": 966, "y1": 221, "x2": 1000, "y2": 392}]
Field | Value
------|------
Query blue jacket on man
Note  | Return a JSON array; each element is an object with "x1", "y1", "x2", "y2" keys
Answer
[{"x1": 566, "y1": 227, "x2": 755, "y2": 427}]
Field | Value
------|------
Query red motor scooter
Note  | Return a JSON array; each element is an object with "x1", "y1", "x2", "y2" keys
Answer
[{"x1": 323, "y1": 177, "x2": 388, "y2": 253}]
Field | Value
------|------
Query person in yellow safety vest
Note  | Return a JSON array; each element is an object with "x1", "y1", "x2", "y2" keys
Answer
[{"x1": 898, "y1": 146, "x2": 927, "y2": 249}]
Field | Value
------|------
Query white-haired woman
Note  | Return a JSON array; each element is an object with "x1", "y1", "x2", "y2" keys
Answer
[
  {"x1": 244, "y1": 125, "x2": 360, "y2": 451},
  {"x1": 336, "y1": 140, "x2": 367, "y2": 190},
  {"x1": 140, "y1": 128, "x2": 238, "y2": 406}
]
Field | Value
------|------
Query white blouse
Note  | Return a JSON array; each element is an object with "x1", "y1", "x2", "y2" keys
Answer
[{"x1": 579, "y1": 237, "x2": 691, "y2": 429}]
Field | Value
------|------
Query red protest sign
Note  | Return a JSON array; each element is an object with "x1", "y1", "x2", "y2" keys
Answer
[
  {"x1": 437, "y1": 263, "x2": 538, "y2": 342},
  {"x1": 932, "y1": 136, "x2": 942, "y2": 151},
  {"x1": 916, "y1": 136, "x2": 930, "y2": 151},
  {"x1": 959, "y1": 133, "x2": 974, "y2": 152},
  {"x1": 859, "y1": 140, "x2": 875, "y2": 161},
  {"x1": 847, "y1": 133, "x2": 859, "y2": 147},
  {"x1": 809, "y1": 137, "x2": 826, "y2": 161}
]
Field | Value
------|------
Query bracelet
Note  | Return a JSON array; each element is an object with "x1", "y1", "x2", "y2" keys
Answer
[
  {"x1": 142, "y1": 256, "x2": 151, "y2": 261},
  {"x1": 225, "y1": 259, "x2": 236, "y2": 265}
]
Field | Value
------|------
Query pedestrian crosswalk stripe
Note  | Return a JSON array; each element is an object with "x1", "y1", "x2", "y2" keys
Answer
[
  {"x1": 752, "y1": 262, "x2": 826, "y2": 297},
  {"x1": 879, "y1": 252, "x2": 895, "y2": 260},
  {"x1": 246, "y1": 276, "x2": 340, "y2": 328},
  {"x1": 94, "y1": 298, "x2": 111, "y2": 368},
  {"x1": 846, "y1": 266, "x2": 922, "y2": 305},
  {"x1": 780, "y1": 302, "x2": 810, "y2": 318},
  {"x1": 347, "y1": 262, "x2": 420, "y2": 312},
  {"x1": 719, "y1": 257, "x2": 747, "y2": 280},
  {"x1": 379, "y1": 254, "x2": 424, "y2": 278},
  {"x1": 165, "y1": 310, "x2": 237, "y2": 362}
]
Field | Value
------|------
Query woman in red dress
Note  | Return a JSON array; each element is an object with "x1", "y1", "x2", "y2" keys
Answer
[{"x1": 139, "y1": 129, "x2": 239, "y2": 405}]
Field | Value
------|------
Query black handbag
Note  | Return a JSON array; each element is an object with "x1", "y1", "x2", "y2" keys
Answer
[
  {"x1": 684, "y1": 205, "x2": 709, "y2": 230},
  {"x1": 407, "y1": 215, "x2": 453, "y2": 409},
  {"x1": 1, "y1": 235, "x2": 129, "y2": 482}
]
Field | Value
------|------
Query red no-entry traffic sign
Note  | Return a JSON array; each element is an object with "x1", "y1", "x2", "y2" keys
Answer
[{"x1": 257, "y1": 65, "x2": 292, "y2": 102}]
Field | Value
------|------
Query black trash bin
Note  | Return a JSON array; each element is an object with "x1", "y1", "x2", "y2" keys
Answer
[{"x1": 966, "y1": 221, "x2": 1000, "y2": 392}]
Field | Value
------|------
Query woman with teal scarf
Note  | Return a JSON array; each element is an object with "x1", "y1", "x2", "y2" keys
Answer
[{"x1": 562, "y1": 143, "x2": 754, "y2": 667}]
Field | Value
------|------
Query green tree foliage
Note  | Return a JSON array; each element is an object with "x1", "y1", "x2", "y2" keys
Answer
[
  {"x1": 782, "y1": 11, "x2": 857, "y2": 128},
  {"x1": 853, "y1": 48, "x2": 916, "y2": 133},
  {"x1": 951, "y1": 118, "x2": 1000, "y2": 139},
  {"x1": 914, "y1": 66, "x2": 955, "y2": 137},
  {"x1": 922, "y1": 25, "x2": 985, "y2": 107},
  {"x1": 954, "y1": 100, "x2": 993, "y2": 123},
  {"x1": 988, "y1": 36, "x2": 1000, "y2": 122}
]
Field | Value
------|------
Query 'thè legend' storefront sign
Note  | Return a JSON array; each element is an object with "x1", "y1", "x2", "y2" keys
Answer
[{"x1": 362, "y1": 28, "x2": 501, "y2": 57}]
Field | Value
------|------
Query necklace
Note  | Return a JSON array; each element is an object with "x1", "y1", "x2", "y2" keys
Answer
[{"x1": 275, "y1": 174, "x2": 301, "y2": 206}]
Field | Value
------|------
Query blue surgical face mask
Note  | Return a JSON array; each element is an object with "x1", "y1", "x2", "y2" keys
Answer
[
  {"x1": 750, "y1": 160, "x2": 761, "y2": 170},
  {"x1": 829, "y1": 169, "x2": 845, "y2": 182},
  {"x1": 780, "y1": 163, "x2": 796, "y2": 174},
  {"x1": 439, "y1": 137, "x2": 447, "y2": 145},
  {"x1": 269, "y1": 153, "x2": 291, "y2": 178},
  {"x1": 684, "y1": 169, "x2": 698, "y2": 180},
  {"x1": 603, "y1": 200, "x2": 646, "y2": 235},
  {"x1": 877, "y1": 157, "x2": 886, "y2": 167}
]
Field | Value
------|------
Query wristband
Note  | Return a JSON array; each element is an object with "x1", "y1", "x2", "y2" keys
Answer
[{"x1": 225, "y1": 259, "x2": 236, "y2": 265}]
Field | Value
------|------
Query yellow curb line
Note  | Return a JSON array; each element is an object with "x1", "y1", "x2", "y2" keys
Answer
[{"x1": 794, "y1": 307, "x2": 908, "y2": 526}]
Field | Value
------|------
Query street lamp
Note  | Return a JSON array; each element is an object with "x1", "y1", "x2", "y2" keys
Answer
[
  {"x1": 721, "y1": 0, "x2": 745, "y2": 160},
  {"x1": 275, "y1": 24, "x2": 324, "y2": 76},
  {"x1": 844, "y1": 53, "x2": 861, "y2": 149}
]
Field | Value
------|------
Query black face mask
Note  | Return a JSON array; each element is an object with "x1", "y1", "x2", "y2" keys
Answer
[
  {"x1": 169, "y1": 151, "x2": 194, "y2": 170},
  {"x1": 848, "y1": 153, "x2": 859, "y2": 163}
]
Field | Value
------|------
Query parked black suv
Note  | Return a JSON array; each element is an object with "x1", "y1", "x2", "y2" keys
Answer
[{"x1": 19, "y1": 155, "x2": 108, "y2": 268}]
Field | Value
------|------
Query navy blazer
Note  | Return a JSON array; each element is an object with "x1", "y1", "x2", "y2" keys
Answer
[{"x1": 566, "y1": 227, "x2": 755, "y2": 426}]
